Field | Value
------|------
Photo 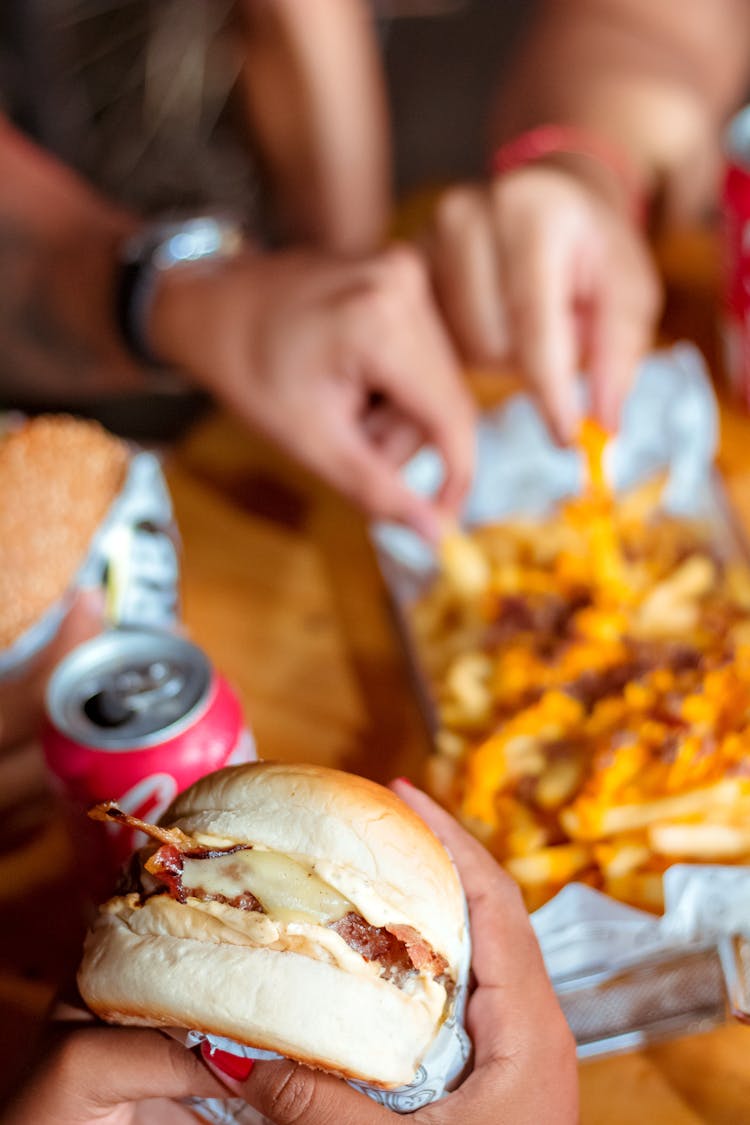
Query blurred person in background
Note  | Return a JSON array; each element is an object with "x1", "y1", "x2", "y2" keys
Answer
[
  {"x1": 0, "y1": 0, "x2": 474, "y2": 542},
  {"x1": 2, "y1": 0, "x2": 750, "y2": 532},
  {"x1": 400, "y1": 0, "x2": 750, "y2": 441}
]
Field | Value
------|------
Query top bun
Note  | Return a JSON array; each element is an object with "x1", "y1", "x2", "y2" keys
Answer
[
  {"x1": 166, "y1": 761, "x2": 465, "y2": 973},
  {"x1": 0, "y1": 415, "x2": 127, "y2": 647}
]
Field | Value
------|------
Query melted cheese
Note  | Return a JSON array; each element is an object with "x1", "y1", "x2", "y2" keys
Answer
[{"x1": 181, "y1": 848, "x2": 354, "y2": 925}]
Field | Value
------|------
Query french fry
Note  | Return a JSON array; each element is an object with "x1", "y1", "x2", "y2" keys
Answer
[
  {"x1": 563, "y1": 778, "x2": 749, "y2": 840},
  {"x1": 594, "y1": 840, "x2": 652, "y2": 879},
  {"x1": 534, "y1": 755, "x2": 585, "y2": 810},
  {"x1": 507, "y1": 832, "x2": 550, "y2": 864},
  {"x1": 434, "y1": 729, "x2": 467, "y2": 760},
  {"x1": 439, "y1": 701, "x2": 493, "y2": 733},
  {"x1": 604, "y1": 871, "x2": 666, "y2": 913},
  {"x1": 633, "y1": 555, "x2": 715, "y2": 639},
  {"x1": 579, "y1": 418, "x2": 608, "y2": 496},
  {"x1": 649, "y1": 820, "x2": 750, "y2": 860},
  {"x1": 615, "y1": 476, "x2": 666, "y2": 526},
  {"x1": 443, "y1": 652, "x2": 492, "y2": 722},
  {"x1": 439, "y1": 529, "x2": 490, "y2": 598},
  {"x1": 725, "y1": 563, "x2": 750, "y2": 609},
  {"x1": 505, "y1": 843, "x2": 591, "y2": 887}
]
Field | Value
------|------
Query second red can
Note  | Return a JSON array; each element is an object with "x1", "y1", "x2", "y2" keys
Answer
[{"x1": 722, "y1": 106, "x2": 750, "y2": 406}]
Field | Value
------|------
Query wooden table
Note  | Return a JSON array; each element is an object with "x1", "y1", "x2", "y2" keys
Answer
[{"x1": 2, "y1": 230, "x2": 750, "y2": 1121}]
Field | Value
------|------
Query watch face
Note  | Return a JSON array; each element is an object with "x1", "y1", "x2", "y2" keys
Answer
[
  {"x1": 123, "y1": 217, "x2": 243, "y2": 270},
  {"x1": 152, "y1": 219, "x2": 242, "y2": 270}
]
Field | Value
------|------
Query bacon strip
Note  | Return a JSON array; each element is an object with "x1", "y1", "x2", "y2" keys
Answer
[
  {"x1": 88, "y1": 802, "x2": 196, "y2": 850},
  {"x1": 386, "y1": 924, "x2": 449, "y2": 977},
  {"x1": 330, "y1": 912, "x2": 413, "y2": 981},
  {"x1": 145, "y1": 843, "x2": 186, "y2": 900},
  {"x1": 331, "y1": 913, "x2": 449, "y2": 984},
  {"x1": 144, "y1": 840, "x2": 258, "y2": 907}
]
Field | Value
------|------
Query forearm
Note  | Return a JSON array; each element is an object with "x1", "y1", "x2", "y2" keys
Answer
[
  {"x1": 493, "y1": 0, "x2": 750, "y2": 216},
  {"x1": 236, "y1": 0, "x2": 391, "y2": 253},
  {"x1": 0, "y1": 118, "x2": 146, "y2": 402}
]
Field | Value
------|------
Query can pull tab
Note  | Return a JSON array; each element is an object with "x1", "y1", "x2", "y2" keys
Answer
[{"x1": 83, "y1": 661, "x2": 185, "y2": 728}]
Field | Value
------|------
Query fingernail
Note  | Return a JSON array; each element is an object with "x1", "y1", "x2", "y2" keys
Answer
[
  {"x1": 553, "y1": 395, "x2": 580, "y2": 445},
  {"x1": 392, "y1": 776, "x2": 414, "y2": 787},
  {"x1": 600, "y1": 396, "x2": 621, "y2": 435},
  {"x1": 558, "y1": 413, "x2": 578, "y2": 446},
  {"x1": 201, "y1": 1042, "x2": 255, "y2": 1081},
  {"x1": 410, "y1": 508, "x2": 443, "y2": 544}
]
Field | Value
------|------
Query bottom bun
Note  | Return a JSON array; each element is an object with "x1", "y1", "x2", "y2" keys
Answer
[{"x1": 79, "y1": 905, "x2": 443, "y2": 1087}]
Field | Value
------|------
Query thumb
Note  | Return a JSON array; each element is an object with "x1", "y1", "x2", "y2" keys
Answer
[
  {"x1": 75, "y1": 1028, "x2": 226, "y2": 1103},
  {"x1": 234, "y1": 1059, "x2": 393, "y2": 1125},
  {"x1": 5, "y1": 1028, "x2": 227, "y2": 1124}
]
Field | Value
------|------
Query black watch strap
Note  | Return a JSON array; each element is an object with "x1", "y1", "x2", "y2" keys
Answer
[
  {"x1": 116, "y1": 256, "x2": 163, "y2": 368},
  {"x1": 115, "y1": 216, "x2": 245, "y2": 369}
]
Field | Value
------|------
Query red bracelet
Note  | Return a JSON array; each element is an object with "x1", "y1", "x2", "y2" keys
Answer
[{"x1": 490, "y1": 124, "x2": 647, "y2": 226}]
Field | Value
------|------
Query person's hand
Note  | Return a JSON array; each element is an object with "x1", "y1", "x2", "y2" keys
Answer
[
  {"x1": 3, "y1": 1026, "x2": 228, "y2": 1125},
  {"x1": 150, "y1": 245, "x2": 476, "y2": 540},
  {"x1": 203, "y1": 779, "x2": 578, "y2": 1125},
  {"x1": 424, "y1": 164, "x2": 662, "y2": 442}
]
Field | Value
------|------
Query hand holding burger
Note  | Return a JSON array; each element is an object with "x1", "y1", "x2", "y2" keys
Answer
[
  {"x1": 79, "y1": 763, "x2": 467, "y2": 1091},
  {"x1": 227, "y1": 781, "x2": 579, "y2": 1125},
  {"x1": 5, "y1": 777, "x2": 577, "y2": 1124}
]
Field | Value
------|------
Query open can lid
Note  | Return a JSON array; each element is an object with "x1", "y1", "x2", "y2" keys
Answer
[{"x1": 45, "y1": 628, "x2": 212, "y2": 750}]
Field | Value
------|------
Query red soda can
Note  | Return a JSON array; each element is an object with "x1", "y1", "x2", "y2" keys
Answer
[
  {"x1": 722, "y1": 106, "x2": 750, "y2": 406},
  {"x1": 43, "y1": 628, "x2": 255, "y2": 876}
]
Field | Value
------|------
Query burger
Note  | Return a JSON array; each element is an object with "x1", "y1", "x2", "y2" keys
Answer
[
  {"x1": 78, "y1": 762, "x2": 467, "y2": 1088},
  {"x1": 0, "y1": 414, "x2": 128, "y2": 650}
]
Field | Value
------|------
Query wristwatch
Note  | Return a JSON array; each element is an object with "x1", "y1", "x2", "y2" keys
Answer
[{"x1": 117, "y1": 215, "x2": 245, "y2": 367}]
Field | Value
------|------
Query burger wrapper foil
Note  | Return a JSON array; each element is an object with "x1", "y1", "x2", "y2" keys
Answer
[
  {"x1": 0, "y1": 448, "x2": 179, "y2": 678},
  {"x1": 374, "y1": 342, "x2": 750, "y2": 1057},
  {"x1": 173, "y1": 897, "x2": 472, "y2": 1123}
]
